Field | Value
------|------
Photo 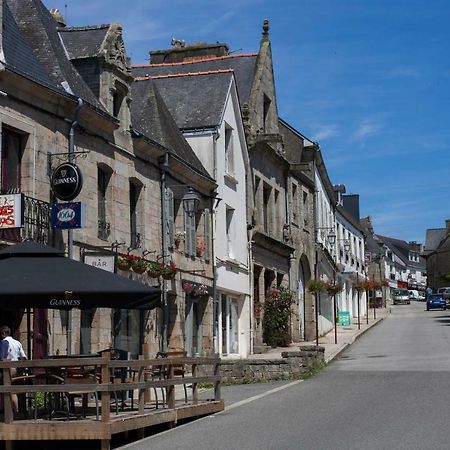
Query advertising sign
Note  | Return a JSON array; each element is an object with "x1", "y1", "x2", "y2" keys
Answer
[
  {"x1": 50, "y1": 162, "x2": 83, "y2": 201},
  {"x1": 51, "y1": 202, "x2": 85, "y2": 229},
  {"x1": 0, "y1": 194, "x2": 23, "y2": 229},
  {"x1": 84, "y1": 254, "x2": 115, "y2": 273}
]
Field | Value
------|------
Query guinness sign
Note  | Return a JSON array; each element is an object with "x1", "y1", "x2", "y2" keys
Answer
[{"x1": 50, "y1": 162, "x2": 83, "y2": 201}]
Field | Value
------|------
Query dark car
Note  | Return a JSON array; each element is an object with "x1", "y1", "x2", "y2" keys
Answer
[{"x1": 426, "y1": 294, "x2": 447, "y2": 311}]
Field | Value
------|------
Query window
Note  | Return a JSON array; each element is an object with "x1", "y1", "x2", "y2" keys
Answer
[
  {"x1": 165, "y1": 188, "x2": 175, "y2": 248},
  {"x1": 292, "y1": 183, "x2": 298, "y2": 224},
  {"x1": 224, "y1": 124, "x2": 234, "y2": 176},
  {"x1": 1, "y1": 127, "x2": 23, "y2": 193},
  {"x1": 263, "y1": 183, "x2": 271, "y2": 233},
  {"x1": 184, "y1": 206, "x2": 196, "y2": 257},
  {"x1": 263, "y1": 94, "x2": 271, "y2": 133},
  {"x1": 303, "y1": 191, "x2": 308, "y2": 227},
  {"x1": 203, "y1": 208, "x2": 211, "y2": 261},
  {"x1": 129, "y1": 181, "x2": 142, "y2": 248},
  {"x1": 226, "y1": 206, "x2": 234, "y2": 258},
  {"x1": 98, "y1": 166, "x2": 111, "y2": 240}
]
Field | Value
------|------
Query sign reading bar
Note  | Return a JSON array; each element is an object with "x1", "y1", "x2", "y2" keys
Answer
[
  {"x1": 84, "y1": 254, "x2": 115, "y2": 273},
  {"x1": 51, "y1": 202, "x2": 85, "y2": 229},
  {"x1": 0, "y1": 194, "x2": 23, "y2": 229},
  {"x1": 50, "y1": 162, "x2": 83, "y2": 201}
]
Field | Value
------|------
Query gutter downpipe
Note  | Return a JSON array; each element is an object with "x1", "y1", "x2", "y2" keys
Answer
[
  {"x1": 159, "y1": 153, "x2": 169, "y2": 352},
  {"x1": 212, "y1": 130, "x2": 219, "y2": 354},
  {"x1": 312, "y1": 150, "x2": 320, "y2": 346},
  {"x1": 67, "y1": 97, "x2": 83, "y2": 355}
]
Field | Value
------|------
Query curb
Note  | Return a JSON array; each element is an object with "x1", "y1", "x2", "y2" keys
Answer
[{"x1": 325, "y1": 313, "x2": 388, "y2": 363}]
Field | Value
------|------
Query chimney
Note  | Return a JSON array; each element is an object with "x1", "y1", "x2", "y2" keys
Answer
[
  {"x1": 149, "y1": 42, "x2": 229, "y2": 64},
  {"x1": 49, "y1": 8, "x2": 66, "y2": 27},
  {"x1": 446, "y1": 219, "x2": 450, "y2": 233},
  {"x1": 409, "y1": 241, "x2": 421, "y2": 252}
]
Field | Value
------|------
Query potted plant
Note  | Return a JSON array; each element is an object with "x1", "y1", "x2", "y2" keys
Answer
[
  {"x1": 196, "y1": 238, "x2": 206, "y2": 257},
  {"x1": 325, "y1": 281, "x2": 344, "y2": 296},
  {"x1": 131, "y1": 257, "x2": 148, "y2": 274},
  {"x1": 161, "y1": 261, "x2": 177, "y2": 280},
  {"x1": 147, "y1": 261, "x2": 163, "y2": 278},
  {"x1": 197, "y1": 284, "x2": 209, "y2": 299},
  {"x1": 353, "y1": 279, "x2": 367, "y2": 293},
  {"x1": 116, "y1": 254, "x2": 132, "y2": 271},
  {"x1": 182, "y1": 282, "x2": 194, "y2": 295},
  {"x1": 307, "y1": 278, "x2": 325, "y2": 294}
]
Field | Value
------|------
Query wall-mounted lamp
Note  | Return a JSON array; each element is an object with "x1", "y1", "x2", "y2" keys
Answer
[{"x1": 182, "y1": 187, "x2": 200, "y2": 217}]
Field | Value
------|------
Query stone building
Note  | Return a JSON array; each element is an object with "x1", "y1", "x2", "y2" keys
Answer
[
  {"x1": 135, "y1": 21, "x2": 301, "y2": 352},
  {"x1": 0, "y1": 0, "x2": 216, "y2": 359},
  {"x1": 424, "y1": 220, "x2": 450, "y2": 290}
]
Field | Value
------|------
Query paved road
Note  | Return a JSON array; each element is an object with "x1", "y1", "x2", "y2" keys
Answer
[{"x1": 120, "y1": 301, "x2": 450, "y2": 450}]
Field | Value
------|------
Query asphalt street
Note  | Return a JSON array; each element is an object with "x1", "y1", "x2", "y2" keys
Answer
[{"x1": 119, "y1": 300, "x2": 450, "y2": 450}]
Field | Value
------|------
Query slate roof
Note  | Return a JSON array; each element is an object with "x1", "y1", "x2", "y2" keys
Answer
[
  {"x1": 376, "y1": 234, "x2": 425, "y2": 270},
  {"x1": 131, "y1": 79, "x2": 210, "y2": 178},
  {"x1": 58, "y1": 25, "x2": 110, "y2": 60},
  {"x1": 135, "y1": 71, "x2": 233, "y2": 131},
  {"x1": 2, "y1": 0, "x2": 56, "y2": 89},
  {"x1": 6, "y1": 0, "x2": 105, "y2": 111},
  {"x1": 424, "y1": 228, "x2": 447, "y2": 254},
  {"x1": 132, "y1": 53, "x2": 257, "y2": 108}
]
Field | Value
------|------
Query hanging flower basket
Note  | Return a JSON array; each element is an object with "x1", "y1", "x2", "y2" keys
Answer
[
  {"x1": 147, "y1": 261, "x2": 163, "y2": 278},
  {"x1": 353, "y1": 280, "x2": 367, "y2": 292},
  {"x1": 182, "y1": 282, "x2": 194, "y2": 295},
  {"x1": 131, "y1": 258, "x2": 148, "y2": 274},
  {"x1": 161, "y1": 261, "x2": 177, "y2": 280},
  {"x1": 116, "y1": 257, "x2": 131, "y2": 271},
  {"x1": 325, "y1": 281, "x2": 344, "y2": 296},
  {"x1": 307, "y1": 279, "x2": 326, "y2": 294}
]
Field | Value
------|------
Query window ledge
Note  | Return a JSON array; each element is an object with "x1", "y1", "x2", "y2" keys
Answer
[{"x1": 224, "y1": 173, "x2": 238, "y2": 185}]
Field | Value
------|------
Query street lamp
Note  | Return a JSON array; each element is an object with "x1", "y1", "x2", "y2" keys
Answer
[{"x1": 182, "y1": 187, "x2": 200, "y2": 217}]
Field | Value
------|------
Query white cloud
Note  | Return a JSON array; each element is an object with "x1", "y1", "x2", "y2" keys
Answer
[
  {"x1": 311, "y1": 124, "x2": 339, "y2": 141},
  {"x1": 352, "y1": 119, "x2": 380, "y2": 141}
]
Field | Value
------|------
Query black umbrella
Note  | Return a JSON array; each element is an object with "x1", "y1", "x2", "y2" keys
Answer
[{"x1": 0, "y1": 241, "x2": 161, "y2": 309}]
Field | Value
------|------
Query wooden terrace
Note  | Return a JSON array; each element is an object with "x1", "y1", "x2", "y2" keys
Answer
[{"x1": 0, "y1": 353, "x2": 223, "y2": 450}]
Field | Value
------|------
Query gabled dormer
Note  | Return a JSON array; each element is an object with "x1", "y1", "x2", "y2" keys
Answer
[
  {"x1": 243, "y1": 20, "x2": 283, "y2": 152},
  {"x1": 57, "y1": 20, "x2": 133, "y2": 147}
]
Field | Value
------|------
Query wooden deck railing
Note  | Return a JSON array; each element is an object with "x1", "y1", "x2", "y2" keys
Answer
[{"x1": 0, "y1": 353, "x2": 223, "y2": 450}]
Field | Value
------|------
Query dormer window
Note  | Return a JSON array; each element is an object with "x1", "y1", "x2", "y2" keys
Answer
[
  {"x1": 263, "y1": 93, "x2": 271, "y2": 133},
  {"x1": 224, "y1": 123, "x2": 234, "y2": 176},
  {"x1": 111, "y1": 80, "x2": 128, "y2": 120}
]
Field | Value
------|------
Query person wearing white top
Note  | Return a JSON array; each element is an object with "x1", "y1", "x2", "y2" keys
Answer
[
  {"x1": 0, "y1": 326, "x2": 27, "y2": 361},
  {"x1": 0, "y1": 325, "x2": 27, "y2": 414}
]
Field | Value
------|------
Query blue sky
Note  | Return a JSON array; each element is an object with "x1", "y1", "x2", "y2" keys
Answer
[{"x1": 43, "y1": 0, "x2": 450, "y2": 243}]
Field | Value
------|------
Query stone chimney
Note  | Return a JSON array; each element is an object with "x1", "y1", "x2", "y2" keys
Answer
[
  {"x1": 409, "y1": 241, "x2": 422, "y2": 252},
  {"x1": 446, "y1": 219, "x2": 450, "y2": 233},
  {"x1": 49, "y1": 8, "x2": 66, "y2": 27},
  {"x1": 149, "y1": 42, "x2": 229, "y2": 64}
]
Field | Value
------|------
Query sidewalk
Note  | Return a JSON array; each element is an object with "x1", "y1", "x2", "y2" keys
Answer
[{"x1": 248, "y1": 307, "x2": 391, "y2": 363}]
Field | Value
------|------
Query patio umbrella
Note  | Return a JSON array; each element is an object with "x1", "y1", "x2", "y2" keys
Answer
[{"x1": 0, "y1": 241, "x2": 161, "y2": 309}]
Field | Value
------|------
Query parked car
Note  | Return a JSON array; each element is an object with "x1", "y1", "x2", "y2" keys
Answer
[
  {"x1": 393, "y1": 289, "x2": 410, "y2": 305},
  {"x1": 437, "y1": 287, "x2": 450, "y2": 305},
  {"x1": 426, "y1": 294, "x2": 447, "y2": 311},
  {"x1": 408, "y1": 290, "x2": 425, "y2": 301}
]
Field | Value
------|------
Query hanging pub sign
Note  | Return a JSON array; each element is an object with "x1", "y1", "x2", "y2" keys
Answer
[
  {"x1": 50, "y1": 162, "x2": 83, "y2": 201},
  {"x1": 0, "y1": 193, "x2": 23, "y2": 229},
  {"x1": 51, "y1": 202, "x2": 85, "y2": 229}
]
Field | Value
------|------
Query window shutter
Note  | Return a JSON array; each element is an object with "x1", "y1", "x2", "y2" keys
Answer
[
  {"x1": 166, "y1": 188, "x2": 174, "y2": 247},
  {"x1": 184, "y1": 209, "x2": 196, "y2": 256},
  {"x1": 204, "y1": 208, "x2": 211, "y2": 261}
]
